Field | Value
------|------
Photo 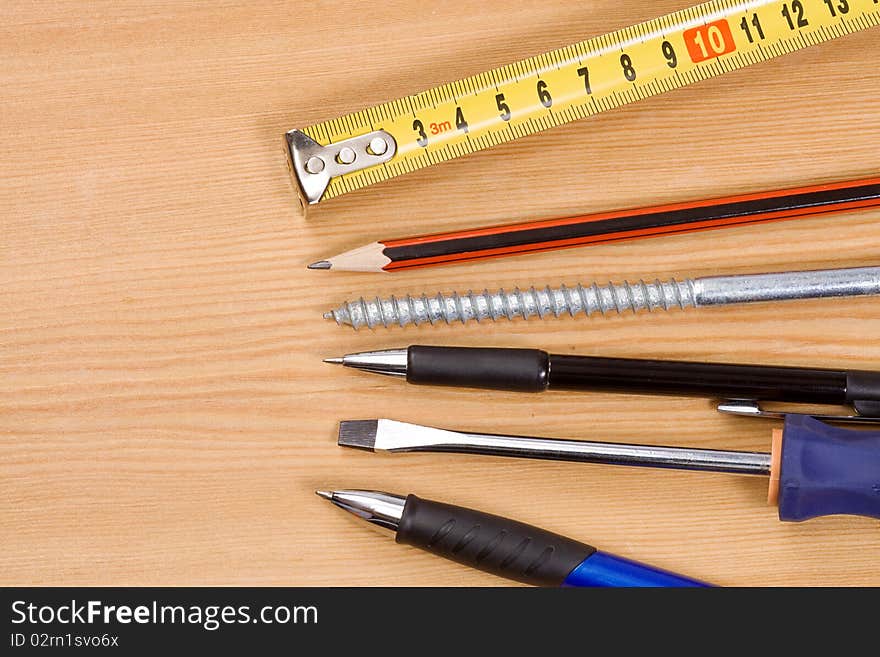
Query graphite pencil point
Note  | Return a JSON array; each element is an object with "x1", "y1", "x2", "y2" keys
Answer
[{"x1": 307, "y1": 260, "x2": 332, "y2": 270}]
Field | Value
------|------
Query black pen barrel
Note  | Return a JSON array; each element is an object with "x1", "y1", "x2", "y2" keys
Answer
[
  {"x1": 548, "y1": 355, "x2": 848, "y2": 403},
  {"x1": 400, "y1": 346, "x2": 874, "y2": 406}
]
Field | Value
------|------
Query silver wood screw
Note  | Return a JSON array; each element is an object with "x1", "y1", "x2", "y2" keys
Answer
[{"x1": 323, "y1": 266, "x2": 880, "y2": 330}]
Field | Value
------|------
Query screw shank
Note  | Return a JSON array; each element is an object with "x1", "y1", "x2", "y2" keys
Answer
[{"x1": 695, "y1": 266, "x2": 880, "y2": 306}]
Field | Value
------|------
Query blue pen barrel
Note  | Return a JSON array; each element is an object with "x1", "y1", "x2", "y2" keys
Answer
[
  {"x1": 778, "y1": 415, "x2": 880, "y2": 522},
  {"x1": 563, "y1": 552, "x2": 711, "y2": 587}
]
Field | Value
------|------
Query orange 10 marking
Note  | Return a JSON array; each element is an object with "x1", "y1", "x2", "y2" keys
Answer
[{"x1": 683, "y1": 20, "x2": 738, "y2": 63}]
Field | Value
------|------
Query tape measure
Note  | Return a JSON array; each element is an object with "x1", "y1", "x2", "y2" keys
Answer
[{"x1": 286, "y1": 0, "x2": 879, "y2": 206}]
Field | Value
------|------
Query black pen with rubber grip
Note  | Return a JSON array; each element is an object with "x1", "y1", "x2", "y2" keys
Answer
[
  {"x1": 324, "y1": 345, "x2": 880, "y2": 416},
  {"x1": 317, "y1": 489, "x2": 710, "y2": 587}
]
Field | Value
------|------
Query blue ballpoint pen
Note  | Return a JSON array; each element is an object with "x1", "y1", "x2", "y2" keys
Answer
[{"x1": 317, "y1": 489, "x2": 711, "y2": 587}]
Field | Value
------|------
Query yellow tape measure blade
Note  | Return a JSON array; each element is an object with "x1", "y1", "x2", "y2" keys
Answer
[{"x1": 287, "y1": 0, "x2": 880, "y2": 205}]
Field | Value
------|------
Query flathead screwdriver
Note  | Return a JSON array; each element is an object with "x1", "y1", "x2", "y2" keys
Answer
[{"x1": 336, "y1": 414, "x2": 880, "y2": 522}]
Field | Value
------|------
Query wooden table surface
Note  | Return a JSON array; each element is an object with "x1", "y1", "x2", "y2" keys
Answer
[{"x1": 2, "y1": 1, "x2": 879, "y2": 586}]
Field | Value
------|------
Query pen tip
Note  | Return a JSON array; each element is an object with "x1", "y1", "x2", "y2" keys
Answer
[
  {"x1": 315, "y1": 490, "x2": 334, "y2": 501},
  {"x1": 323, "y1": 311, "x2": 335, "y2": 321},
  {"x1": 323, "y1": 357, "x2": 344, "y2": 365},
  {"x1": 308, "y1": 260, "x2": 332, "y2": 270}
]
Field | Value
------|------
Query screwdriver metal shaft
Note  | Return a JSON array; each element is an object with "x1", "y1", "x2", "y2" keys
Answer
[
  {"x1": 324, "y1": 265, "x2": 880, "y2": 330},
  {"x1": 337, "y1": 419, "x2": 772, "y2": 476}
]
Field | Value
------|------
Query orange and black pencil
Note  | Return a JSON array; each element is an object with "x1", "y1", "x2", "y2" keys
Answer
[{"x1": 308, "y1": 176, "x2": 880, "y2": 273}]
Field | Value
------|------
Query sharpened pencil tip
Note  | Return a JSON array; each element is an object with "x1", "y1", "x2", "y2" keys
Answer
[
  {"x1": 315, "y1": 490, "x2": 334, "y2": 501},
  {"x1": 323, "y1": 357, "x2": 344, "y2": 364},
  {"x1": 307, "y1": 260, "x2": 332, "y2": 270}
]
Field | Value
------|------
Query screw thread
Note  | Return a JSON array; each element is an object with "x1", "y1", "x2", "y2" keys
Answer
[{"x1": 325, "y1": 278, "x2": 698, "y2": 330}]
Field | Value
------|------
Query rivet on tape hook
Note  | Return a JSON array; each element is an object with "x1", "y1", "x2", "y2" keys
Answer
[{"x1": 284, "y1": 129, "x2": 397, "y2": 207}]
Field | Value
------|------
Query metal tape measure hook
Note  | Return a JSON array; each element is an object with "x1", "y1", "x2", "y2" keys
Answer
[{"x1": 285, "y1": 129, "x2": 397, "y2": 206}]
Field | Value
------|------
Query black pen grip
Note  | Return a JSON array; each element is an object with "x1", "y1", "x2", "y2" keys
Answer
[
  {"x1": 407, "y1": 345, "x2": 549, "y2": 392},
  {"x1": 396, "y1": 494, "x2": 595, "y2": 586}
]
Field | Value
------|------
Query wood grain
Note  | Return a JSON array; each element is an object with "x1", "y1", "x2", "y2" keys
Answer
[{"x1": 1, "y1": 0, "x2": 879, "y2": 586}]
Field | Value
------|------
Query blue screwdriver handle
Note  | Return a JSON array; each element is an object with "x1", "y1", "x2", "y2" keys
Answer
[{"x1": 779, "y1": 415, "x2": 880, "y2": 522}]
